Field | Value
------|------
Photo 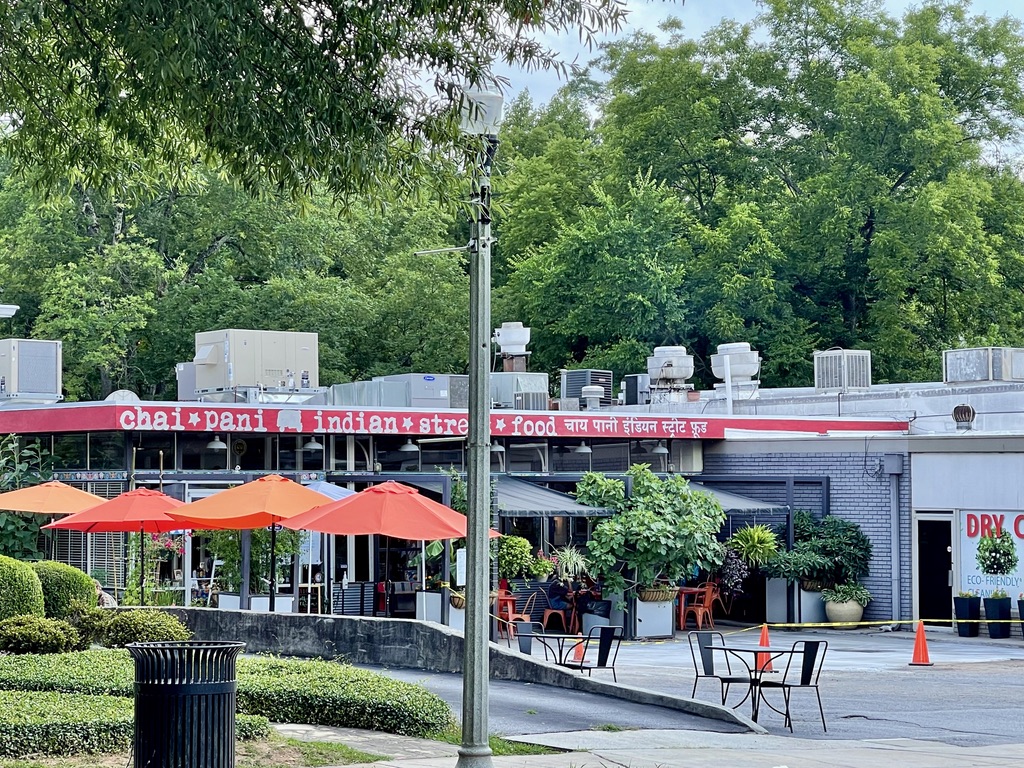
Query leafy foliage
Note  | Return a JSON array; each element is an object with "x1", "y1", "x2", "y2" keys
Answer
[
  {"x1": 0, "y1": 435, "x2": 52, "y2": 560},
  {"x1": 496, "y1": 536, "x2": 534, "y2": 579},
  {"x1": 727, "y1": 525, "x2": 780, "y2": 568},
  {"x1": 65, "y1": 600, "x2": 112, "y2": 651},
  {"x1": 31, "y1": 562, "x2": 95, "y2": 620},
  {"x1": 102, "y1": 610, "x2": 192, "y2": 647},
  {"x1": 0, "y1": 615, "x2": 80, "y2": 654},
  {"x1": 766, "y1": 511, "x2": 873, "y2": 588},
  {"x1": 0, "y1": 553, "x2": 45, "y2": 620},
  {"x1": 821, "y1": 583, "x2": 873, "y2": 607},
  {"x1": 203, "y1": 528, "x2": 302, "y2": 595},
  {"x1": 579, "y1": 465, "x2": 726, "y2": 598},
  {"x1": 976, "y1": 529, "x2": 1019, "y2": 576},
  {"x1": 715, "y1": 547, "x2": 750, "y2": 600}
]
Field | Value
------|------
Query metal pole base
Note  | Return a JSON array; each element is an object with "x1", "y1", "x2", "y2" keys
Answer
[{"x1": 456, "y1": 745, "x2": 494, "y2": 768}]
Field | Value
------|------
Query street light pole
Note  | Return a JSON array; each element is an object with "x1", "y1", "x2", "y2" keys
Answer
[{"x1": 458, "y1": 88, "x2": 502, "y2": 768}]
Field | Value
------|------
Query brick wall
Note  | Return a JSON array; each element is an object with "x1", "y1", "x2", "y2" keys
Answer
[{"x1": 703, "y1": 452, "x2": 912, "y2": 622}]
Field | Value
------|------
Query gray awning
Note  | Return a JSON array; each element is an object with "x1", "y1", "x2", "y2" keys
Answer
[
  {"x1": 688, "y1": 482, "x2": 787, "y2": 513},
  {"x1": 495, "y1": 476, "x2": 609, "y2": 518}
]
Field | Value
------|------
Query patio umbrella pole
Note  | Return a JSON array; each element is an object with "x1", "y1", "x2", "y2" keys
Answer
[
  {"x1": 139, "y1": 526, "x2": 145, "y2": 607},
  {"x1": 269, "y1": 522, "x2": 277, "y2": 612}
]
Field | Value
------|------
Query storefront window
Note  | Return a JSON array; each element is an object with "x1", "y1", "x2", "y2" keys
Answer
[
  {"x1": 52, "y1": 434, "x2": 87, "y2": 470},
  {"x1": 134, "y1": 433, "x2": 175, "y2": 471},
  {"x1": 90, "y1": 432, "x2": 127, "y2": 470},
  {"x1": 420, "y1": 439, "x2": 464, "y2": 472},
  {"x1": 376, "y1": 437, "x2": 421, "y2": 472}
]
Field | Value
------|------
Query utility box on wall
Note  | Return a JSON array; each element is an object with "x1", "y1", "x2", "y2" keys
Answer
[
  {"x1": 0, "y1": 339, "x2": 63, "y2": 401},
  {"x1": 193, "y1": 330, "x2": 319, "y2": 393}
]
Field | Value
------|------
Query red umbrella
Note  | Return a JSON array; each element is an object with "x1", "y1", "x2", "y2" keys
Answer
[
  {"x1": 44, "y1": 488, "x2": 186, "y2": 605},
  {"x1": 281, "y1": 481, "x2": 498, "y2": 540}
]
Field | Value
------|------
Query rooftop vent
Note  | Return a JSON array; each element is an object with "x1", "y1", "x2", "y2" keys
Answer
[
  {"x1": 493, "y1": 322, "x2": 531, "y2": 372},
  {"x1": 943, "y1": 347, "x2": 1024, "y2": 385},
  {"x1": 814, "y1": 349, "x2": 872, "y2": 393},
  {"x1": 560, "y1": 369, "x2": 613, "y2": 405}
]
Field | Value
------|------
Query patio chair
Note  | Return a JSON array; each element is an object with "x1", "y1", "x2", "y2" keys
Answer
[
  {"x1": 759, "y1": 640, "x2": 828, "y2": 732},
  {"x1": 512, "y1": 620, "x2": 549, "y2": 659},
  {"x1": 507, "y1": 592, "x2": 538, "y2": 637},
  {"x1": 681, "y1": 583, "x2": 715, "y2": 630},
  {"x1": 688, "y1": 630, "x2": 749, "y2": 705},
  {"x1": 538, "y1": 589, "x2": 570, "y2": 632},
  {"x1": 558, "y1": 625, "x2": 622, "y2": 682}
]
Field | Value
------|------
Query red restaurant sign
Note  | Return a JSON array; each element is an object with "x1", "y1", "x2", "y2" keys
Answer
[{"x1": 0, "y1": 402, "x2": 908, "y2": 439}]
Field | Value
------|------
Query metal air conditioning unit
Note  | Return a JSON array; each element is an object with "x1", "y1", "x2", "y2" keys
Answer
[
  {"x1": 193, "y1": 329, "x2": 319, "y2": 393},
  {"x1": 814, "y1": 349, "x2": 872, "y2": 393},
  {"x1": 943, "y1": 347, "x2": 1024, "y2": 385},
  {"x1": 491, "y1": 372, "x2": 549, "y2": 409},
  {"x1": 0, "y1": 339, "x2": 63, "y2": 403},
  {"x1": 559, "y1": 369, "x2": 613, "y2": 405},
  {"x1": 622, "y1": 374, "x2": 651, "y2": 406},
  {"x1": 514, "y1": 391, "x2": 549, "y2": 411}
]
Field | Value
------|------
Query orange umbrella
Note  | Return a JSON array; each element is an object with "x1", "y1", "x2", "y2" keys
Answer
[
  {"x1": 167, "y1": 474, "x2": 330, "y2": 530},
  {"x1": 0, "y1": 480, "x2": 104, "y2": 514},
  {"x1": 44, "y1": 488, "x2": 186, "y2": 606},
  {"x1": 281, "y1": 480, "x2": 499, "y2": 540}
]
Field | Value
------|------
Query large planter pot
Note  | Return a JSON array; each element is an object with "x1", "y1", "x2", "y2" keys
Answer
[
  {"x1": 1018, "y1": 600, "x2": 1024, "y2": 639},
  {"x1": 984, "y1": 596, "x2": 1012, "y2": 639},
  {"x1": 954, "y1": 596, "x2": 981, "y2": 637},
  {"x1": 824, "y1": 599, "x2": 864, "y2": 628}
]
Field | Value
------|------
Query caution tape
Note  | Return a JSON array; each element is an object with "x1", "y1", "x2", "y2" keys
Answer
[{"x1": 718, "y1": 617, "x2": 1021, "y2": 634}]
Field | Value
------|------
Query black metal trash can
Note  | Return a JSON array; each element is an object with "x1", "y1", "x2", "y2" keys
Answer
[{"x1": 127, "y1": 641, "x2": 246, "y2": 768}]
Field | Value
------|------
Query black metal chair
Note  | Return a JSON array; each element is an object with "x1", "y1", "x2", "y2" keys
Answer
[
  {"x1": 759, "y1": 640, "x2": 828, "y2": 732},
  {"x1": 688, "y1": 630, "x2": 750, "y2": 705},
  {"x1": 511, "y1": 620, "x2": 549, "y2": 659},
  {"x1": 559, "y1": 625, "x2": 622, "y2": 682}
]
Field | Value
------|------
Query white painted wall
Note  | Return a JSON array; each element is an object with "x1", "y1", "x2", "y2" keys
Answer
[{"x1": 913, "y1": 454, "x2": 1024, "y2": 510}]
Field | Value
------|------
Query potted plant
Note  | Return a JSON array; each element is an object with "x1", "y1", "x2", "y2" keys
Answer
[
  {"x1": 954, "y1": 590, "x2": 981, "y2": 637},
  {"x1": 496, "y1": 535, "x2": 534, "y2": 581},
  {"x1": 821, "y1": 582, "x2": 872, "y2": 627},
  {"x1": 727, "y1": 525, "x2": 779, "y2": 569},
  {"x1": 552, "y1": 544, "x2": 590, "y2": 584},
  {"x1": 1018, "y1": 593, "x2": 1024, "y2": 639},
  {"x1": 977, "y1": 529, "x2": 1018, "y2": 639},
  {"x1": 528, "y1": 550, "x2": 556, "y2": 582},
  {"x1": 578, "y1": 465, "x2": 726, "y2": 638}
]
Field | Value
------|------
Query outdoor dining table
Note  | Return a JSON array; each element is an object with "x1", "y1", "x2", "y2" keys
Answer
[
  {"x1": 531, "y1": 632, "x2": 586, "y2": 666},
  {"x1": 706, "y1": 643, "x2": 800, "y2": 722}
]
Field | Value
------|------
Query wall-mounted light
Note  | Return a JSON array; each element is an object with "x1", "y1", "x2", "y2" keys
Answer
[
  {"x1": 206, "y1": 435, "x2": 227, "y2": 451},
  {"x1": 398, "y1": 438, "x2": 420, "y2": 453}
]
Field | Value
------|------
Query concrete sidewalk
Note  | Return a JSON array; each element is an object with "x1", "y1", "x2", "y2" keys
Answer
[{"x1": 278, "y1": 723, "x2": 1022, "y2": 768}]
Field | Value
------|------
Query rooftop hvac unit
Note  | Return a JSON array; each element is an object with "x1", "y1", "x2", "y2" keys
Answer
[
  {"x1": 0, "y1": 339, "x2": 63, "y2": 402},
  {"x1": 175, "y1": 363, "x2": 198, "y2": 401},
  {"x1": 448, "y1": 375, "x2": 469, "y2": 409},
  {"x1": 814, "y1": 349, "x2": 872, "y2": 392},
  {"x1": 193, "y1": 329, "x2": 319, "y2": 392},
  {"x1": 514, "y1": 391, "x2": 549, "y2": 411},
  {"x1": 943, "y1": 347, "x2": 1024, "y2": 385},
  {"x1": 623, "y1": 374, "x2": 651, "y2": 405},
  {"x1": 560, "y1": 369, "x2": 613, "y2": 405},
  {"x1": 375, "y1": 374, "x2": 456, "y2": 408},
  {"x1": 491, "y1": 372, "x2": 549, "y2": 408}
]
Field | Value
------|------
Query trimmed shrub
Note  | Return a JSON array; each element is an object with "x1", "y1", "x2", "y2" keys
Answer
[
  {"x1": 236, "y1": 656, "x2": 454, "y2": 737},
  {"x1": 0, "y1": 690, "x2": 268, "y2": 757},
  {"x1": 31, "y1": 561, "x2": 96, "y2": 619},
  {"x1": 0, "y1": 554, "x2": 45, "y2": 620},
  {"x1": 0, "y1": 615, "x2": 80, "y2": 654},
  {"x1": 66, "y1": 599, "x2": 112, "y2": 650},
  {"x1": 0, "y1": 650, "x2": 454, "y2": 737},
  {"x1": 103, "y1": 609, "x2": 192, "y2": 647}
]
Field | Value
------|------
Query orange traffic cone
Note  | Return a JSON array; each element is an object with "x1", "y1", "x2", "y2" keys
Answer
[
  {"x1": 756, "y1": 624, "x2": 773, "y2": 672},
  {"x1": 909, "y1": 621, "x2": 933, "y2": 666},
  {"x1": 573, "y1": 632, "x2": 586, "y2": 663}
]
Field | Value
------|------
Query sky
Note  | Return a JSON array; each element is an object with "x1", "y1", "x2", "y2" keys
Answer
[{"x1": 498, "y1": 0, "x2": 1019, "y2": 106}]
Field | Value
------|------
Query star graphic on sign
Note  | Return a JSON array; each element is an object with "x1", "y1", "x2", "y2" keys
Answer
[
  {"x1": 402, "y1": 417, "x2": 414, "y2": 429},
  {"x1": 187, "y1": 412, "x2": 200, "y2": 426},
  {"x1": 494, "y1": 418, "x2": 506, "y2": 431}
]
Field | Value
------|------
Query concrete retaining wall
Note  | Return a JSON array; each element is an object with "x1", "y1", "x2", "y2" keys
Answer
[{"x1": 163, "y1": 607, "x2": 760, "y2": 733}]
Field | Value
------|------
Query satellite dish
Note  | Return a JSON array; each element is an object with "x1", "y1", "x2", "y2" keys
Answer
[{"x1": 105, "y1": 389, "x2": 141, "y2": 403}]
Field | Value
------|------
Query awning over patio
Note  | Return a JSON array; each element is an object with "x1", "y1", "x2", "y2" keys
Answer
[
  {"x1": 494, "y1": 476, "x2": 609, "y2": 518},
  {"x1": 688, "y1": 482, "x2": 788, "y2": 513}
]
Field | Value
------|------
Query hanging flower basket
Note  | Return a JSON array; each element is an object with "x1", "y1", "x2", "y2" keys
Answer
[
  {"x1": 638, "y1": 587, "x2": 676, "y2": 603},
  {"x1": 449, "y1": 593, "x2": 466, "y2": 609}
]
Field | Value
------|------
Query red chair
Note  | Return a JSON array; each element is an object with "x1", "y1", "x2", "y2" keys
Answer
[
  {"x1": 539, "y1": 589, "x2": 569, "y2": 632},
  {"x1": 681, "y1": 583, "x2": 715, "y2": 630},
  {"x1": 506, "y1": 592, "x2": 538, "y2": 637}
]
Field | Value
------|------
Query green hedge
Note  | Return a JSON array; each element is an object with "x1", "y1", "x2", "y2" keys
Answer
[
  {"x1": 31, "y1": 561, "x2": 96, "y2": 620},
  {"x1": 236, "y1": 656, "x2": 454, "y2": 737},
  {"x1": 0, "y1": 650, "x2": 454, "y2": 737},
  {"x1": 0, "y1": 554, "x2": 45, "y2": 620},
  {"x1": 0, "y1": 615, "x2": 80, "y2": 654},
  {"x1": 0, "y1": 689, "x2": 269, "y2": 757},
  {"x1": 103, "y1": 609, "x2": 192, "y2": 647}
]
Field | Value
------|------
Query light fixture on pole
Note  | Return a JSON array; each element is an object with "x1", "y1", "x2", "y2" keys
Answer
[
  {"x1": 398, "y1": 439, "x2": 420, "y2": 453},
  {"x1": 303, "y1": 436, "x2": 324, "y2": 451},
  {"x1": 206, "y1": 435, "x2": 227, "y2": 452},
  {"x1": 456, "y1": 84, "x2": 502, "y2": 768}
]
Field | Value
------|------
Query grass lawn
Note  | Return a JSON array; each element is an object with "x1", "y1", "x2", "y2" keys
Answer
[{"x1": 0, "y1": 735, "x2": 386, "y2": 768}]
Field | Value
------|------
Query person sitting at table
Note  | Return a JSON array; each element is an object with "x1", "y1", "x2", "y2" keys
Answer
[{"x1": 547, "y1": 577, "x2": 571, "y2": 610}]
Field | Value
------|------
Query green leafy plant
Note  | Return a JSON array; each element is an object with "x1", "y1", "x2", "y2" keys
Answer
[
  {"x1": 580, "y1": 465, "x2": 726, "y2": 600},
  {"x1": 552, "y1": 544, "x2": 590, "y2": 582},
  {"x1": 957, "y1": 590, "x2": 979, "y2": 598},
  {"x1": 0, "y1": 553, "x2": 45, "y2": 620},
  {"x1": 821, "y1": 582, "x2": 873, "y2": 607},
  {"x1": 727, "y1": 525, "x2": 779, "y2": 567},
  {"x1": 0, "y1": 615, "x2": 80, "y2": 654},
  {"x1": 990, "y1": 587, "x2": 1009, "y2": 599},
  {"x1": 103, "y1": 610, "x2": 192, "y2": 647},
  {"x1": 527, "y1": 550, "x2": 555, "y2": 579},
  {"x1": 65, "y1": 599, "x2": 112, "y2": 650},
  {"x1": 976, "y1": 529, "x2": 1018, "y2": 576},
  {"x1": 496, "y1": 535, "x2": 534, "y2": 579},
  {"x1": 31, "y1": 561, "x2": 96, "y2": 620},
  {"x1": 201, "y1": 527, "x2": 302, "y2": 595},
  {"x1": 0, "y1": 435, "x2": 52, "y2": 561},
  {"x1": 765, "y1": 512, "x2": 873, "y2": 589}
]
